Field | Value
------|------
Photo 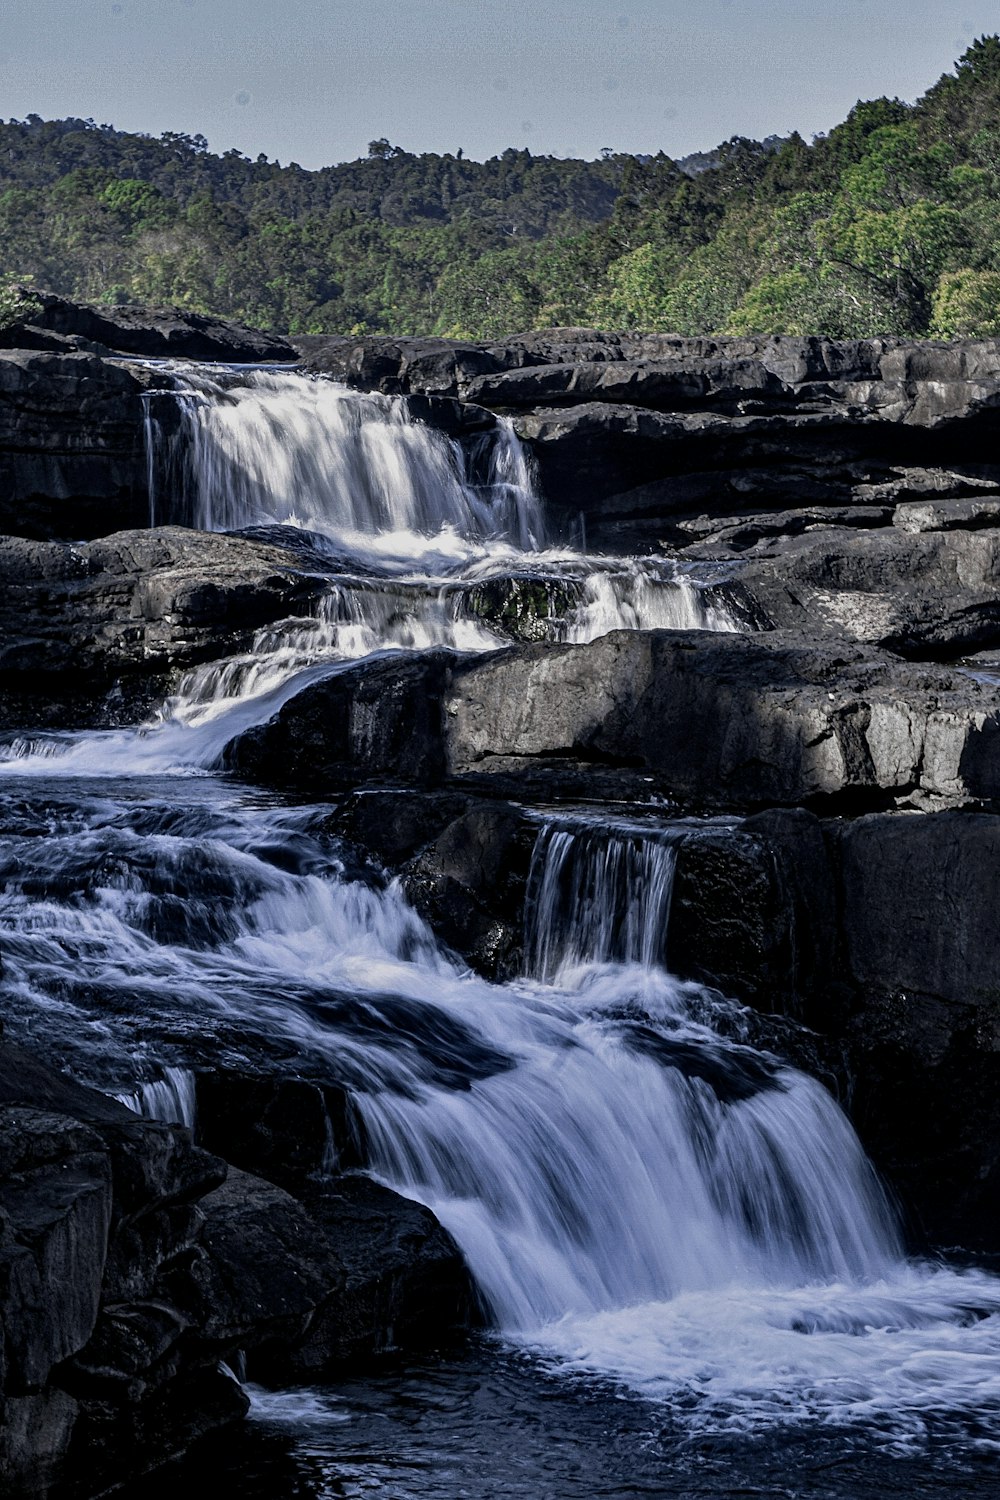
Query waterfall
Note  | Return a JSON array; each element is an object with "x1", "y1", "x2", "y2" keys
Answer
[
  {"x1": 1, "y1": 673, "x2": 999, "y2": 1452},
  {"x1": 2, "y1": 368, "x2": 739, "y2": 779},
  {"x1": 116, "y1": 1065, "x2": 197, "y2": 1129},
  {"x1": 525, "y1": 818, "x2": 679, "y2": 979},
  {"x1": 5, "y1": 359, "x2": 1000, "y2": 1455},
  {"x1": 359, "y1": 818, "x2": 902, "y2": 1332},
  {"x1": 146, "y1": 368, "x2": 546, "y2": 552}
]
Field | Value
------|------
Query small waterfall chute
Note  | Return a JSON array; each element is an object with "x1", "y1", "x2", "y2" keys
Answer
[{"x1": 524, "y1": 817, "x2": 680, "y2": 980}]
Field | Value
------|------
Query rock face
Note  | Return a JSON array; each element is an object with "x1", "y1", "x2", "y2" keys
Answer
[
  {"x1": 1, "y1": 288, "x2": 296, "y2": 364},
  {"x1": 0, "y1": 527, "x2": 330, "y2": 727},
  {"x1": 0, "y1": 1042, "x2": 476, "y2": 1497},
  {"x1": 331, "y1": 789, "x2": 538, "y2": 979},
  {"x1": 0, "y1": 351, "x2": 157, "y2": 541},
  {"x1": 229, "y1": 629, "x2": 1000, "y2": 812},
  {"x1": 294, "y1": 329, "x2": 1000, "y2": 550},
  {"x1": 665, "y1": 809, "x2": 1000, "y2": 1245}
]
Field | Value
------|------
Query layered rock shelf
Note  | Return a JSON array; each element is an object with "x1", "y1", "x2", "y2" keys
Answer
[{"x1": 3, "y1": 300, "x2": 1000, "y2": 1493}]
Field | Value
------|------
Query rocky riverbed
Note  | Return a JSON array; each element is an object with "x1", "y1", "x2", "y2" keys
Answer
[{"x1": 2, "y1": 296, "x2": 1000, "y2": 1495}]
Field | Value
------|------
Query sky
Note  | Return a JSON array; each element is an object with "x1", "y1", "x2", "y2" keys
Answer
[{"x1": 3, "y1": 0, "x2": 1000, "y2": 168}]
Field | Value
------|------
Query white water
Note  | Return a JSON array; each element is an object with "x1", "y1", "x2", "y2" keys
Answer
[
  {"x1": 3, "y1": 793, "x2": 999, "y2": 1452},
  {"x1": 148, "y1": 367, "x2": 545, "y2": 553},
  {"x1": 2, "y1": 367, "x2": 733, "y2": 778},
  {"x1": 526, "y1": 817, "x2": 680, "y2": 979},
  {"x1": 1, "y1": 366, "x2": 999, "y2": 1458},
  {"x1": 116, "y1": 1064, "x2": 196, "y2": 1129}
]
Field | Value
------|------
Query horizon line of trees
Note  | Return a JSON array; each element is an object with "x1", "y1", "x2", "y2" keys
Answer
[{"x1": 4, "y1": 37, "x2": 1000, "y2": 341}]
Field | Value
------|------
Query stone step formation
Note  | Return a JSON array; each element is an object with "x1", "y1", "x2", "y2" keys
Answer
[{"x1": 2, "y1": 297, "x2": 1000, "y2": 1497}]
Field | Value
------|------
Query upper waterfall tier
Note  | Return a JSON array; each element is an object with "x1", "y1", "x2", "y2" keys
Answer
[{"x1": 147, "y1": 369, "x2": 545, "y2": 555}]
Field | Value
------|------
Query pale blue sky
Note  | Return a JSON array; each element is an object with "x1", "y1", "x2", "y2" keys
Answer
[{"x1": 2, "y1": 0, "x2": 999, "y2": 167}]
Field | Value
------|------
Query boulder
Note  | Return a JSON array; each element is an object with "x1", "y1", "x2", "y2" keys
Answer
[
  {"x1": 229, "y1": 630, "x2": 1000, "y2": 812},
  {"x1": 0, "y1": 526, "x2": 330, "y2": 728}
]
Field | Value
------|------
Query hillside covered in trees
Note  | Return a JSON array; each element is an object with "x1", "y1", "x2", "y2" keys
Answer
[{"x1": 5, "y1": 36, "x2": 1000, "y2": 340}]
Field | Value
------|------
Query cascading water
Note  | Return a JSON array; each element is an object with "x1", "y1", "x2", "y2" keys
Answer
[
  {"x1": 3, "y1": 790, "x2": 1000, "y2": 1456},
  {"x1": 525, "y1": 817, "x2": 680, "y2": 978},
  {"x1": 146, "y1": 367, "x2": 546, "y2": 552},
  {"x1": 3, "y1": 365, "x2": 737, "y2": 777},
  {"x1": 3, "y1": 362, "x2": 1000, "y2": 1480},
  {"x1": 116, "y1": 1064, "x2": 197, "y2": 1128}
]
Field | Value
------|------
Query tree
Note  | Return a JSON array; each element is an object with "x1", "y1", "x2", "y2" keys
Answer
[{"x1": 931, "y1": 268, "x2": 1000, "y2": 336}]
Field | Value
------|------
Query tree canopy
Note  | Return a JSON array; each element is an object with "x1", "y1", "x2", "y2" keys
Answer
[{"x1": 4, "y1": 40, "x2": 1000, "y2": 339}]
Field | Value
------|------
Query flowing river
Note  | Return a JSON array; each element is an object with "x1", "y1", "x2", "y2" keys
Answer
[{"x1": 2, "y1": 369, "x2": 1000, "y2": 1498}]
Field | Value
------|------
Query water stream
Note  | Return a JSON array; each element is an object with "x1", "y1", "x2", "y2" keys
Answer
[{"x1": 2, "y1": 367, "x2": 1000, "y2": 1489}]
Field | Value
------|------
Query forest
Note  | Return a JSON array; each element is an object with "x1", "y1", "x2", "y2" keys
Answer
[{"x1": 4, "y1": 35, "x2": 1000, "y2": 340}]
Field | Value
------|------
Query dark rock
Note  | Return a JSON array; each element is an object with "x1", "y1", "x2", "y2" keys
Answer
[
  {"x1": 190, "y1": 1166, "x2": 477, "y2": 1381},
  {"x1": 227, "y1": 647, "x2": 456, "y2": 789},
  {"x1": 828, "y1": 811, "x2": 1000, "y2": 1246},
  {"x1": 275, "y1": 1176, "x2": 480, "y2": 1375},
  {"x1": 0, "y1": 1033, "x2": 481, "y2": 1492},
  {"x1": 733, "y1": 525, "x2": 1000, "y2": 659},
  {"x1": 195, "y1": 1071, "x2": 365, "y2": 1180},
  {"x1": 398, "y1": 799, "x2": 537, "y2": 979},
  {"x1": 294, "y1": 334, "x2": 501, "y2": 397},
  {"x1": 0, "y1": 351, "x2": 156, "y2": 541},
  {"x1": 231, "y1": 629, "x2": 1000, "y2": 810},
  {"x1": 8, "y1": 288, "x2": 295, "y2": 364},
  {"x1": 0, "y1": 1042, "x2": 234, "y2": 1494},
  {"x1": 667, "y1": 810, "x2": 836, "y2": 1016},
  {"x1": 0, "y1": 527, "x2": 329, "y2": 728},
  {"x1": 187, "y1": 1168, "x2": 338, "y2": 1353}
]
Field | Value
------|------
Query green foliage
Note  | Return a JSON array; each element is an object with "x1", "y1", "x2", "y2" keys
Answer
[
  {"x1": 4, "y1": 40, "x2": 1000, "y2": 340},
  {"x1": 0, "y1": 276, "x2": 40, "y2": 329},
  {"x1": 931, "y1": 268, "x2": 1000, "y2": 336}
]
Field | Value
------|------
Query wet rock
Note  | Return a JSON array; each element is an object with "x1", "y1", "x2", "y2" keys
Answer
[
  {"x1": 227, "y1": 647, "x2": 455, "y2": 789},
  {"x1": 191, "y1": 1166, "x2": 477, "y2": 1381},
  {"x1": 195, "y1": 1071, "x2": 365, "y2": 1180},
  {"x1": 0, "y1": 351, "x2": 156, "y2": 541},
  {"x1": 276, "y1": 1176, "x2": 480, "y2": 1375},
  {"x1": 464, "y1": 574, "x2": 579, "y2": 643},
  {"x1": 0, "y1": 526, "x2": 329, "y2": 728},
  {"x1": 0, "y1": 1041, "x2": 233, "y2": 1495},
  {"x1": 187, "y1": 1168, "x2": 338, "y2": 1354},
  {"x1": 667, "y1": 809, "x2": 836, "y2": 1016},
  {"x1": 398, "y1": 800, "x2": 537, "y2": 979},
  {"x1": 330, "y1": 788, "x2": 537, "y2": 978}
]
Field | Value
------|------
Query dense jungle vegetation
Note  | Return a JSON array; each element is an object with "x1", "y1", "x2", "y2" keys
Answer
[{"x1": 5, "y1": 37, "x2": 1000, "y2": 340}]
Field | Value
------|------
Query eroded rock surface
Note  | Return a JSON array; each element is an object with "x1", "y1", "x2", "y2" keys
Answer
[
  {"x1": 0, "y1": 527, "x2": 330, "y2": 727},
  {"x1": 0, "y1": 1041, "x2": 476, "y2": 1498},
  {"x1": 229, "y1": 629, "x2": 1000, "y2": 812}
]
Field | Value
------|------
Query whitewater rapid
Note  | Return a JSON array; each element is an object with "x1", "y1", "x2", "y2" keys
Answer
[{"x1": 1, "y1": 365, "x2": 999, "y2": 1458}]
